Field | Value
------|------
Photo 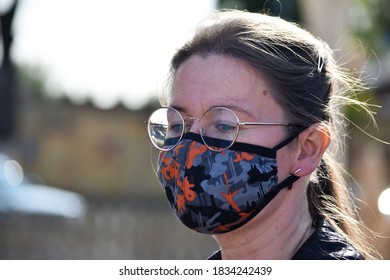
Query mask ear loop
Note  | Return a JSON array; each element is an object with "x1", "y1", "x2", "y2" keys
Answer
[
  {"x1": 287, "y1": 168, "x2": 302, "y2": 190},
  {"x1": 273, "y1": 168, "x2": 301, "y2": 192}
]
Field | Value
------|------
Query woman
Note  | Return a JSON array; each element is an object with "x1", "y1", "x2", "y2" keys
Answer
[{"x1": 146, "y1": 10, "x2": 379, "y2": 259}]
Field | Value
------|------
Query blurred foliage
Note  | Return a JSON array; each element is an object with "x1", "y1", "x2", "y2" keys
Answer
[
  {"x1": 16, "y1": 65, "x2": 46, "y2": 94},
  {"x1": 348, "y1": 0, "x2": 390, "y2": 56},
  {"x1": 345, "y1": 89, "x2": 378, "y2": 127},
  {"x1": 217, "y1": 0, "x2": 301, "y2": 22},
  {"x1": 347, "y1": 0, "x2": 390, "y2": 126}
]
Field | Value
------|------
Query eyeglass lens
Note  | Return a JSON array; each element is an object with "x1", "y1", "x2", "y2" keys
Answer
[{"x1": 147, "y1": 107, "x2": 239, "y2": 151}]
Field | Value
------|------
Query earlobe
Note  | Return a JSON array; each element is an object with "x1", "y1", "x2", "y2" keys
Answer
[{"x1": 293, "y1": 125, "x2": 330, "y2": 176}]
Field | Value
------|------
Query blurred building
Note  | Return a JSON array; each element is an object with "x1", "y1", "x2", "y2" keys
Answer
[{"x1": 13, "y1": 94, "x2": 160, "y2": 197}]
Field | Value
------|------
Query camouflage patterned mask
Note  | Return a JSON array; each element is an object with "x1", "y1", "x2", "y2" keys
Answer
[{"x1": 157, "y1": 132, "x2": 300, "y2": 234}]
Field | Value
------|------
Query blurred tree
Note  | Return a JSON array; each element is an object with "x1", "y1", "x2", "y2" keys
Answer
[
  {"x1": 0, "y1": 0, "x2": 18, "y2": 143},
  {"x1": 347, "y1": 0, "x2": 390, "y2": 124},
  {"x1": 348, "y1": 0, "x2": 390, "y2": 55},
  {"x1": 217, "y1": 0, "x2": 301, "y2": 22}
]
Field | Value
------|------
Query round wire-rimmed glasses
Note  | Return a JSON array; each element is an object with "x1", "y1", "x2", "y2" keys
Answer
[{"x1": 146, "y1": 106, "x2": 302, "y2": 152}]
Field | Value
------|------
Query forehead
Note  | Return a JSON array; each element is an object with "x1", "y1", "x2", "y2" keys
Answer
[{"x1": 170, "y1": 54, "x2": 284, "y2": 121}]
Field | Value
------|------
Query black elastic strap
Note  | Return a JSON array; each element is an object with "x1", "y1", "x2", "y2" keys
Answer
[
  {"x1": 272, "y1": 132, "x2": 300, "y2": 151},
  {"x1": 256, "y1": 173, "x2": 300, "y2": 217},
  {"x1": 274, "y1": 174, "x2": 300, "y2": 193}
]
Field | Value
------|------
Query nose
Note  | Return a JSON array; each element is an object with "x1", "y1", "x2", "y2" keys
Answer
[{"x1": 184, "y1": 117, "x2": 201, "y2": 134}]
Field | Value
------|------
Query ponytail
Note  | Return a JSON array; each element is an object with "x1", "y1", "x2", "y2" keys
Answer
[{"x1": 307, "y1": 157, "x2": 381, "y2": 259}]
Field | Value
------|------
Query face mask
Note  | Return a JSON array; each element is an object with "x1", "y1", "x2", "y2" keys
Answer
[{"x1": 157, "y1": 132, "x2": 300, "y2": 234}]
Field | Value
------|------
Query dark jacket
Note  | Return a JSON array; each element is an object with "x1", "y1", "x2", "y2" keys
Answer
[{"x1": 208, "y1": 219, "x2": 364, "y2": 260}]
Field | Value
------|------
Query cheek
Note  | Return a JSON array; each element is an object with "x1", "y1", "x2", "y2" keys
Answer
[
  {"x1": 276, "y1": 148, "x2": 294, "y2": 181},
  {"x1": 238, "y1": 128, "x2": 287, "y2": 149}
]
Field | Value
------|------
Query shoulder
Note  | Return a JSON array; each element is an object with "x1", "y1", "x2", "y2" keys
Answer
[{"x1": 292, "y1": 219, "x2": 365, "y2": 260}]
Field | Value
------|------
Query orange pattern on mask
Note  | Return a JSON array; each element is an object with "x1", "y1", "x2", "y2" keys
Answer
[
  {"x1": 159, "y1": 143, "x2": 185, "y2": 181},
  {"x1": 180, "y1": 177, "x2": 196, "y2": 201},
  {"x1": 186, "y1": 142, "x2": 207, "y2": 169},
  {"x1": 159, "y1": 156, "x2": 180, "y2": 181},
  {"x1": 211, "y1": 210, "x2": 256, "y2": 234},
  {"x1": 160, "y1": 143, "x2": 198, "y2": 214},
  {"x1": 234, "y1": 152, "x2": 255, "y2": 163},
  {"x1": 176, "y1": 176, "x2": 196, "y2": 214},
  {"x1": 221, "y1": 173, "x2": 240, "y2": 212}
]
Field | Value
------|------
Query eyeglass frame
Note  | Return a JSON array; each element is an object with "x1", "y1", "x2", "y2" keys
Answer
[{"x1": 146, "y1": 106, "x2": 303, "y2": 152}]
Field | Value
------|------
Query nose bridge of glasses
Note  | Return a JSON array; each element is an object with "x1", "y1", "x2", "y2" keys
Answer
[{"x1": 184, "y1": 117, "x2": 202, "y2": 133}]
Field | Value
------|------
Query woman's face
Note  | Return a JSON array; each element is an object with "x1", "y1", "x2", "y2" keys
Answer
[{"x1": 169, "y1": 54, "x2": 295, "y2": 180}]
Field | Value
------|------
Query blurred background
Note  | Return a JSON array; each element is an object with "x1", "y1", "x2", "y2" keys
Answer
[{"x1": 0, "y1": 0, "x2": 389, "y2": 259}]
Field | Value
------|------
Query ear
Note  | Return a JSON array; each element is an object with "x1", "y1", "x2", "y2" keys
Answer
[{"x1": 292, "y1": 124, "x2": 330, "y2": 177}]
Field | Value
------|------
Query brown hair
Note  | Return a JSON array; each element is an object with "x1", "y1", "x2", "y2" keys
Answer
[{"x1": 164, "y1": 10, "x2": 380, "y2": 259}]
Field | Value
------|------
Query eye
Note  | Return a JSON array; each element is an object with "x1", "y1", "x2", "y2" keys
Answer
[
  {"x1": 169, "y1": 122, "x2": 184, "y2": 134},
  {"x1": 215, "y1": 122, "x2": 236, "y2": 133}
]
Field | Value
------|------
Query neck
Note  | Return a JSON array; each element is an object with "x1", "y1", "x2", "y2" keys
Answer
[{"x1": 214, "y1": 183, "x2": 313, "y2": 260}]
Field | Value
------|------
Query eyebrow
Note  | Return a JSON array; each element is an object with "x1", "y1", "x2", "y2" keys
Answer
[
  {"x1": 210, "y1": 104, "x2": 256, "y2": 119},
  {"x1": 170, "y1": 105, "x2": 187, "y2": 114},
  {"x1": 170, "y1": 103, "x2": 256, "y2": 119}
]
